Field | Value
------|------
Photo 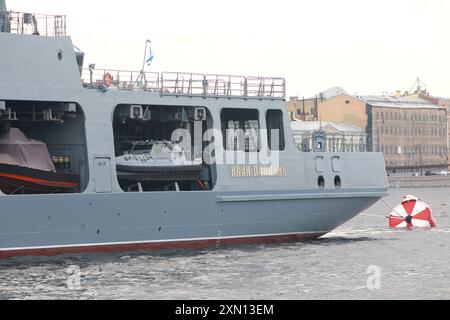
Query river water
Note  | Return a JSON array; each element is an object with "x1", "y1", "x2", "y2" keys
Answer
[{"x1": 0, "y1": 187, "x2": 449, "y2": 300}]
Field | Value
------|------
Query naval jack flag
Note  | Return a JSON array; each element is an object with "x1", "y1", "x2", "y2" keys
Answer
[{"x1": 146, "y1": 42, "x2": 154, "y2": 67}]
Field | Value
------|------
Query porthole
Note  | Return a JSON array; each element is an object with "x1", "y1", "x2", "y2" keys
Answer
[
  {"x1": 57, "y1": 50, "x2": 63, "y2": 61},
  {"x1": 318, "y1": 176, "x2": 325, "y2": 189},
  {"x1": 334, "y1": 176, "x2": 342, "y2": 189}
]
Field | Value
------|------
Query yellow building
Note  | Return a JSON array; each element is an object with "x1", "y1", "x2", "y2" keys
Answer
[{"x1": 317, "y1": 95, "x2": 368, "y2": 130}]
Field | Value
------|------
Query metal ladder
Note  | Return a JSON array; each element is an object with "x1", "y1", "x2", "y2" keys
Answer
[{"x1": 53, "y1": 15, "x2": 65, "y2": 37}]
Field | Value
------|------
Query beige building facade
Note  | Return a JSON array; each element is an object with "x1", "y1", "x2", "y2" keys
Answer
[
  {"x1": 317, "y1": 95, "x2": 368, "y2": 130},
  {"x1": 317, "y1": 94, "x2": 448, "y2": 174},
  {"x1": 419, "y1": 94, "x2": 450, "y2": 169},
  {"x1": 370, "y1": 104, "x2": 447, "y2": 174}
]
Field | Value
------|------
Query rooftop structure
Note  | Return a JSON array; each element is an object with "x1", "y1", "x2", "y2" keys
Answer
[
  {"x1": 362, "y1": 95, "x2": 443, "y2": 110},
  {"x1": 0, "y1": 6, "x2": 66, "y2": 37},
  {"x1": 291, "y1": 120, "x2": 365, "y2": 134},
  {"x1": 320, "y1": 87, "x2": 349, "y2": 100}
]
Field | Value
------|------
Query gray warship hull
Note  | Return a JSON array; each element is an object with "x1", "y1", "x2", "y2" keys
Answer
[
  {"x1": 0, "y1": 3, "x2": 388, "y2": 259},
  {"x1": 0, "y1": 189, "x2": 384, "y2": 258}
]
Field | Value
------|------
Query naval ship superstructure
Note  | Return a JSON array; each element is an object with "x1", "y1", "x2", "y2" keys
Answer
[{"x1": 0, "y1": 1, "x2": 388, "y2": 258}]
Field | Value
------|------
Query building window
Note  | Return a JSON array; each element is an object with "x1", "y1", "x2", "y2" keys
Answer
[{"x1": 266, "y1": 110, "x2": 285, "y2": 151}]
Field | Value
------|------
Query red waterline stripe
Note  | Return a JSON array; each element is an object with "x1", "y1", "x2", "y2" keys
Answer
[
  {"x1": 0, "y1": 173, "x2": 78, "y2": 188},
  {"x1": 0, "y1": 233, "x2": 325, "y2": 259}
]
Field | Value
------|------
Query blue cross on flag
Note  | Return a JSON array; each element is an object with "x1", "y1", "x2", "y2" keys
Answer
[{"x1": 146, "y1": 46, "x2": 154, "y2": 66}]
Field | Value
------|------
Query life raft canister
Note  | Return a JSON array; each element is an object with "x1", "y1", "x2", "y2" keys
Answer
[
  {"x1": 104, "y1": 73, "x2": 113, "y2": 87},
  {"x1": 389, "y1": 195, "x2": 438, "y2": 228}
]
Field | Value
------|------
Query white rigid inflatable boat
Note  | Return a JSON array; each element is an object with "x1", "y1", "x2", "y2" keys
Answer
[{"x1": 116, "y1": 141, "x2": 203, "y2": 182}]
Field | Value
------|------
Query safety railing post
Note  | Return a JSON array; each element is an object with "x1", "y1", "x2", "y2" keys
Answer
[
  {"x1": 202, "y1": 75, "x2": 208, "y2": 96},
  {"x1": 188, "y1": 75, "x2": 193, "y2": 94},
  {"x1": 243, "y1": 78, "x2": 248, "y2": 98}
]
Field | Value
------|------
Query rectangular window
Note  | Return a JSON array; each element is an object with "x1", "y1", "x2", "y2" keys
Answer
[
  {"x1": 221, "y1": 109, "x2": 260, "y2": 152},
  {"x1": 266, "y1": 109, "x2": 285, "y2": 151}
]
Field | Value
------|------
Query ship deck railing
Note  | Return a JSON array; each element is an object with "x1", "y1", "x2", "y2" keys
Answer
[
  {"x1": 0, "y1": 11, "x2": 66, "y2": 37},
  {"x1": 82, "y1": 69, "x2": 286, "y2": 100}
]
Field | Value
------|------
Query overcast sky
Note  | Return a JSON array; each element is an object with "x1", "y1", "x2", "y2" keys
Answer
[{"x1": 7, "y1": 0, "x2": 450, "y2": 98}]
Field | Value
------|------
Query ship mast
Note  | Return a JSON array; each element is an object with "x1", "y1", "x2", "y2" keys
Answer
[
  {"x1": 0, "y1": 0, "x2": 6, "y2": 12},
  {"x1": 0, "y1": 0, "x2": 10, "y2": 33}
]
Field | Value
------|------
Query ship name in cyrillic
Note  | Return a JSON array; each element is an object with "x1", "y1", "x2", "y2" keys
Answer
[{"x1": 230, "y1": 165, "x2": 287, "y2": 178}]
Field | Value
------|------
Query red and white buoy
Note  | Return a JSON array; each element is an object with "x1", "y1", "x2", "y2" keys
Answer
[{"x1": 389, "y1": 195, "x2": 438, "y2": 229}]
